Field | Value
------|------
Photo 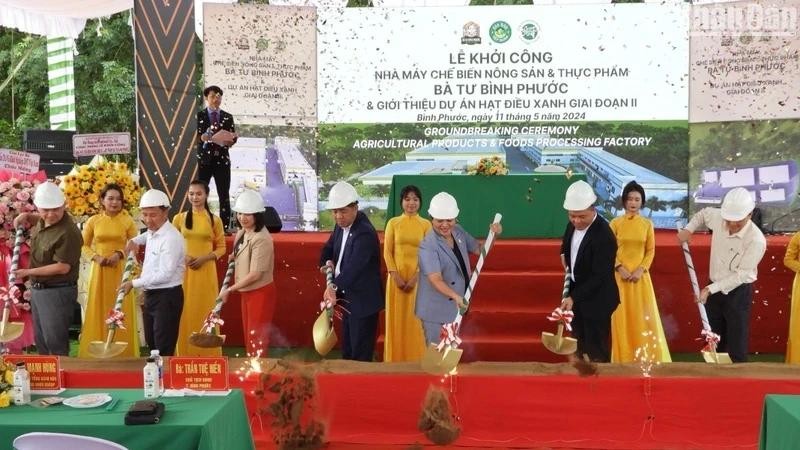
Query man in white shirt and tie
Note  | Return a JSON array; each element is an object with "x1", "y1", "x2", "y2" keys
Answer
[
  {"x1": 678, "y1": 187, "x2": 766, "y2": 362},
  {"x1": 120, "y1": 189, "x2": 186, "y2": 356}
]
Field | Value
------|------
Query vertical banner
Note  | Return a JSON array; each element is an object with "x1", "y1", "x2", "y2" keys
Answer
[
  {"x1": 203, "y1": 4, "x2": 319, "y2": 230},
  {"x1": 689, "y1": 0, "x2": 800, "y2": 231},
  {"x1": 133, "y1": 0, "x2": 198, "y2": 211},
  {"x1": 46, "y1": 37, "x2": 76, "y2": 131}
]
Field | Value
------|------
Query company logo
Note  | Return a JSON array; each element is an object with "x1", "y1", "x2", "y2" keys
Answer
[
  {"x1": 519, "y1": 20, "x2": 540, "y2": 43},
  {"x1": 489, "y1": 21, "x2": 512, "y2": 44},
  {"x1": 235, "y1": 36, "x2": 249, "y2": 50},
  {"x1": 461, "y1": 22, "x2": 481, "y2": 45}
]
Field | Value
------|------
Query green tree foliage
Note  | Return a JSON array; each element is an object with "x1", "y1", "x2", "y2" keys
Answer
[
  {"x1": 0, "y1": 31, "x2": 48, "y2": 148},
  {"x1": 74, "y1": 13, "x2": 136, "y2": 162}
]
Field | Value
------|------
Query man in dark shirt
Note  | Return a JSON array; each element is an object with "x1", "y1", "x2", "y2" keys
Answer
[{"x1": 14, "y1": 182, "x2": 82, "y2": 356}]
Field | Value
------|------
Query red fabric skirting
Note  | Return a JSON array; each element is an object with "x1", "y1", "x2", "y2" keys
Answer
[
  {"x1": 315, "y1": 373, "x2": 800, "y2": 449},
  {"x1": 64, "y1": 366, "x2": 800, "y2": 449}
]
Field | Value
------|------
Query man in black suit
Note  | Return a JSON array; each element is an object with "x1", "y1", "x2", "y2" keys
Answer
[
  {"x1": 319, "y1": 181, "x2": 384, "y2": 361},
  {"x1": 559, "y1": 180, "x2": 619, "y2": 362},
  {"x1": 196, "y1": 85, "x2": 236, "y2": 229}
]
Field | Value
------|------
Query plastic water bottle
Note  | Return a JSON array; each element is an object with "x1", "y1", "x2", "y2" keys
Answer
[
  {"x1": 150, "y1": 350, "x2": 165, "y2": 395},
  {"x1": 143, "y1": 357, "x2": 159, "y2": 399},
  {"x1": 12, "y1": 362, "x2": 31, "y2": 405}
]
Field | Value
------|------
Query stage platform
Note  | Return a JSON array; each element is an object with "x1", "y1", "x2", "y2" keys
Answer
[
  {"x1": 217, "y1": 231, "x2": 795, "y2": 361},
  {"x1": 59, "y1": 358, "x2": 800, "y2": 449}
]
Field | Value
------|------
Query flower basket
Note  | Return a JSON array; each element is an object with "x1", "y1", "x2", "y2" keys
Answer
[
  {"x1": 59, "y1": 155, "x2": 142, "y2": 221},
  {"x1": 467, "y1": 156, "x2": 509, "y2": 176}
]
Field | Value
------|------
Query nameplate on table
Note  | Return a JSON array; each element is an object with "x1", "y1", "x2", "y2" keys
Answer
[
  {"x1": 169, "y1": 357, "x2": 228, "y2": 391},
  {"x1": 2, "y1": 355, "x2": 61, "y2": 391}
]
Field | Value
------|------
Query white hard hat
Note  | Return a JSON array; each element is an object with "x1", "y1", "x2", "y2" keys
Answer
[
  {"x1": 428, "y1": 192, "x2": 459, "y2": 219},
  {"x1": 721, "y1": 187, "x2": 755, "y2": 221},
  {"x1": 232, "y1": 189, "x2": 264, "y2": 214},
  {"x1": 563, "y1": 180, "x2": 597, "y2": 211},
  {"x1": 139, "y1": 189, "x2": 171, "y2": 208},
  {"x1": 327, "y1": 181, "x2": 359, "y2": 210},
  {"x1": 33, "y1": 181, "x2": 65, "y2": 209}
]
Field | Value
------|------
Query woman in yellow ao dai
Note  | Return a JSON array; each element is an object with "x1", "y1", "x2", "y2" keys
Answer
[
  {"x1": 383, "y1": 185, "x2": 431, "y2": 362},
  {"x1": 782, "y1": 232, "x2": 800, "y2": 363},
  {"x1": 78, "y1": 184, "x2": 140, "y2": 358},
  {"x1": 172, "y1": 180, "x2": 226, "y2": 356},
  {"x1": 609, "y1": 181, "x2": 671, "y2": 363}
]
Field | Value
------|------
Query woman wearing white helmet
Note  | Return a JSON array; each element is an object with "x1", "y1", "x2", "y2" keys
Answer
[
  {"x1": 415, "y1": 192, "x2": 502, "y2": 345},
  {"x1": 678, "y1": 187, "x2": 766, "y2": 363},
  {"x1": 172, "y1": 180, "x2": 226, "y2": 357},
  {"x1": 219, "y1": 189, "x2": 275, "y2": 357}
]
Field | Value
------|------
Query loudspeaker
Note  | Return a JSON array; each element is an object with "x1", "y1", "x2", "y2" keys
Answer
[
  {"x1": 264, "y1": 206, "x2": 282, "y2": 233},
  {"x1": 23, "y1": 129, "x2": 75, "y2": 152},
  {"x1": 23, "y1": 129, "x2": 78, "y2": 177}
]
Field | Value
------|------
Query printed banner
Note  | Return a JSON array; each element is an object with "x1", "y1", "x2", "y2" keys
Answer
[
  {"x1": 316, "y1": 4, "x2": 690, "y2": 230},
  {"x1": 0, "y1": 149, "x2": 40, "y2": 174},
  {"x1": 73, "y1": 132, "x2": 131, "y2": 157},
  {"x1": 203, "y1": 3, "x2": 317, "y2": 126},
  {"x1": 318, "y1": 4, "x2": 689, "y2": 124}
]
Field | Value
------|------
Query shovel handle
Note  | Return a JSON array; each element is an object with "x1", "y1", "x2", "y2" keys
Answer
[
  {"x1": 6, "y1": 228, "x2": 25, "y2": 288},
  {"x1": 677, "y1": 228, "x2": 713, "y2": 333}
]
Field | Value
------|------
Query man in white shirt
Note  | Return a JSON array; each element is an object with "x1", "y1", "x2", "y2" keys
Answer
[
  {"x1": 120, "y1": 189, "x2": 186, "y2": 356},
  {"x1": 678, "y1": 187, "x2": 766, "y2": 363},
  {"x1": 559, "y1": 180, "x2": 619, "y2": 362}
]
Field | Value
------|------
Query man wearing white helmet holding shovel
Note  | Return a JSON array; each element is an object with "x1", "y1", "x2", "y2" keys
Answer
[
  {"x1": 120, "y1": 189, "x2": 186, "y2": 356},
  {"x1": 13, "y1": 181, "x2": 83, "y2": 356},
  {"x1": 319, "y1": 181, "x2": 383, "y2": 361},
  {"x1": 677, "y1": 187, "x2": 766, "y2": 362},
  {"x1": 560, "y1": 180, "x2": 619, "y2": 362}
]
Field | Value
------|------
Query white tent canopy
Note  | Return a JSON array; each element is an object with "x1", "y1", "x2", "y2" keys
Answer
[{"x1": 0, "y1": 0, "x2": 133, "y2": 38}]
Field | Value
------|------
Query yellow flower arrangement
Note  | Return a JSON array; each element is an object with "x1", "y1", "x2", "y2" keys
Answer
[
  {"x1": 0, "y1": 360, "x2": 14, "y2": 408},
  {"x1": 60, "y1": 156, "x2": 142, "y2": 220},
  {"x1": 467, "y1": 156, "x2": 509, "y2": 176}
]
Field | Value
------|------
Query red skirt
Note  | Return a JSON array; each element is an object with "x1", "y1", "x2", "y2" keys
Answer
[{"x1": 239, "y1": 282, "x2": 276, "y2": 357}]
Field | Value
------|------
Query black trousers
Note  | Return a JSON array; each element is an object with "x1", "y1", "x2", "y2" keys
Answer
[
  {"x1": 341, "y1": 311, "x2": 379, "y2": 362},
  {"x1": 706, "y1": 283, "x2": 752, "y2": 363},
  {"x1": 572, "y1": 310, "x2": 612, "y2": 362},
  {"x1": 198, "y1": 160, "x2": 231, "y2": 228},
  {"x1": 142, "y1": 286, "x2": 184, "y2": 356}
]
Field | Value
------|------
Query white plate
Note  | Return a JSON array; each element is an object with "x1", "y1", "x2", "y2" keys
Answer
[{"x1": 62, "y1": 393, "x2": 113, "y2": 408}]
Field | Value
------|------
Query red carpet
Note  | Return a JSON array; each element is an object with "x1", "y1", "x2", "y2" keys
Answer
[
  {"x1": 218, "y1": 231, "x2": 794, "y2": 361},
  {"x1": 61, "y1": 361, "x2": 800, "y2": 449}
]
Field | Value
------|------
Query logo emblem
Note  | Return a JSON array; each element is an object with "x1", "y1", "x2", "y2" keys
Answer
[
  {"x1": 519, "y1": 20, "x2": 540, "y2": 44},
  {"x1": 489, "y1": 21, "x2": 512, "y2": 44},
  {"x1": 461, "y1": 22, "x2": 481, "y2": 45}
]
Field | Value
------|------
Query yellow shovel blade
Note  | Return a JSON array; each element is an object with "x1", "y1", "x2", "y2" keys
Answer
[
  {"x1": 541, "y1": 323, "x2": 578, "y2": 355},
  {"x1": 87, "y1": 341, "x2": 128, "y2": 359},
  {"x1": 421, "y1": 344, "x2": 463, "y2": 375},
  {"x1": 0, "y1": 322, "x2": 24, "y2": 343},
  {"x1": 702, "y1": 350, "x2": 733, "y2": 364},
  {"x1": 312, "y1": 312, "x2": 337, "y2": 356},
  {"x1": 0, "y1": 307, "x2": 24, "y2": 343},
  {"x1": 189, "y1": 332, "x2": 226, "y2": 348},
  {"x1": 87, "y1": 329, "x2": 128, "y2": 358}
]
